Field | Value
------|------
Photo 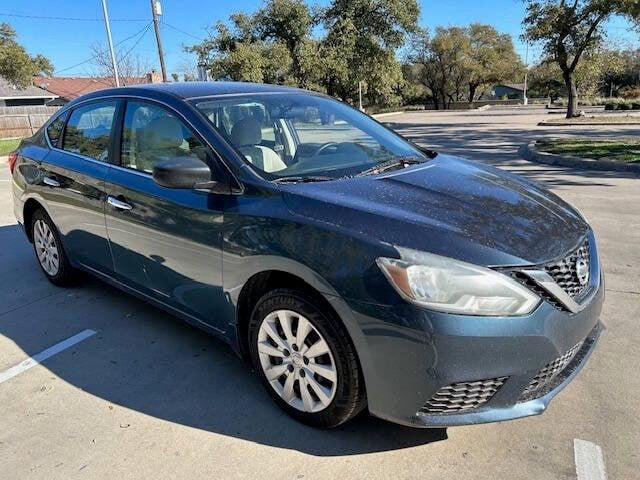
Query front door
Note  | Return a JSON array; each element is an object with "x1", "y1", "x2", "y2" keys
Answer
[{"x1": 104, "y1": 99, "x2": 227, "y2": 333}]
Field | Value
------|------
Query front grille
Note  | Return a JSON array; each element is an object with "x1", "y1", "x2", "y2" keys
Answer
[
  {"x1": 419, "y1": 377, "x2": 507, "y2": 414},
  {"x1": 519, "y1": 342, "x2": 583, "y2": 401},
  {"x1": 503, "y1": 237, "x2": 592, "y2": 312},
  {"x1": 542, "y1": 239, "x2": 590, "y2": 300}
]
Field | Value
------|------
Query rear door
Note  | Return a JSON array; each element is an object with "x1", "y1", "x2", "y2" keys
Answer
[
  {"x1": 104, "y1": 99, "x2": 227, "y2": 332},
  {"x1": 40, "y1": 100, "x2": 118, "y2": 273}
]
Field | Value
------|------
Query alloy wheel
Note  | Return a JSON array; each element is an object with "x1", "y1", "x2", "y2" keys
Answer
[
  {"x1": 33, "y1": 219, "x2": 60, "y2": 276},
  {"x1": 257, "y1": 309, "x2": 337, "y2": 413}
]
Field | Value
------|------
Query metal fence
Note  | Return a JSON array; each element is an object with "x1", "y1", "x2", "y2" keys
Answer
[{"x1": 0, "y1": 106, "x2": 60, "y2": 139}]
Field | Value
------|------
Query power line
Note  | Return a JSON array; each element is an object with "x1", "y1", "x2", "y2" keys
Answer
[
  {"x1": 0, "y1": 12, "x2": 147, "y2": 22},
  {"x1": 118, "y1": 23, "x2": 152, "y2": 64},
  {"x1": 162, "y1": 22, "x2": 205, "y2": 42},
  {"x1": 53, "y1": 22, "x2": 152, "y2": 74}
]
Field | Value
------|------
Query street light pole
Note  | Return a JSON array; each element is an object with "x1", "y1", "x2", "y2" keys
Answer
[
  {"x1": 150, "y1": 0, "x2": 168, "y2": 82},
  {"x1": 523, "y1": 42, "x2": 529, "y2": 106},
  {"x1": 100, "y1": 0, "x2": 120, "y2": 87}
]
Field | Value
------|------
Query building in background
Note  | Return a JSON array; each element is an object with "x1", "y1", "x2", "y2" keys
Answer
[
  {"x1": 0, "y1": 77, "x2": 58, "y2": 107},
  {"x1": 33, "y1": 70, "x2": 163, "y2": 104},
  {"x1": 492, "y1": 83, "x2": 526, "y2": 100}
]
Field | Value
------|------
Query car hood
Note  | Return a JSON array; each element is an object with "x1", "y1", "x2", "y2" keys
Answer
[{"x1": 280, "y1": 155, "x2": 588, "y2": 267}]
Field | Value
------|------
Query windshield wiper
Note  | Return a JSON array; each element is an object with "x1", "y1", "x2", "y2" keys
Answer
[
  {"x1": 273, "y1": 175, "x2": 333, "y2": 184},
  {"x1": 356, "y1": 156, "x2": 425, "y2": 177}
]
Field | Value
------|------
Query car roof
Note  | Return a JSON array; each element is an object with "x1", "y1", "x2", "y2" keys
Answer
[{"x1": 70, "y1": 81, "x2": 308, "y2": 105}]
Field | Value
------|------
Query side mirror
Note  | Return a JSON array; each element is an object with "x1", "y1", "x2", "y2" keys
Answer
[
  {"x1": 417, "y1": 146, "x2": 438, "y2": 159},
  {"x1": 152, "y1": 156, "x2": 224, "y2": 191}
]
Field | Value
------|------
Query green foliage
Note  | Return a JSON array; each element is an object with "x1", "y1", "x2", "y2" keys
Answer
[
  {"x1": 522, "y1": 1, "x2": 637, "y2": 117},
  {"x1": 187, "y1": 0, "x2": 418, "y2": 107},
  {"x1": 529, "y1": 46, "x2": 634, "y2": 100},
  {"x1": 604, "y1": 98, "x2": 640, "y2": 110},
  {"x1": 405, "y1": 25, "x2": 523, "y2": 109},
  {"x1": 466, "y1": 24, "x2": 525, "y2": 101},
  {"x1": 0, "y1": 23, "x2": 53, "y2": 88},
  {"x1": 537, "y1": 138, "x2": 640, "y2": 163}
]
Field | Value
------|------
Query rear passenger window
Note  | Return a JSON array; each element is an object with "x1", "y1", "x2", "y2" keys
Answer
[
  {"x1": 63, "y1": 101, "x2": 117, "y2": 162},
  {"x1": 46, "y1": 111, "x2": 68, "y2": 147}
]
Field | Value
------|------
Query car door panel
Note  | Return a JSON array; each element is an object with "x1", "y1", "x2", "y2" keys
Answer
[
  {"x1": 105, "y1": 169, "x2": 227, "y2": 331},
  {"x1": 105, "y1": 99, "x2": 227, "y2": 332},
  {"x1": 38, "y1": 149, "x2": 112, "y2": 272}
]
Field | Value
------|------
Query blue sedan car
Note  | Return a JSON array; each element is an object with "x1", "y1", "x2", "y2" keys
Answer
[{"x1": 9, "y1": 82, "x2": 603, "y2": 428}]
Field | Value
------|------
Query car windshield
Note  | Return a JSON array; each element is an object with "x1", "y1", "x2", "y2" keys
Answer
[{"x1": 192, "y1": 93, "x2": 428, "y2": 180}]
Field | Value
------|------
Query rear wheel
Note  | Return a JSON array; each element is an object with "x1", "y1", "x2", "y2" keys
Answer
[
  {"x1": 31, "y1": 209, "x2": 77, "y2": 286},
  {"x1": 248, "y1": 288, "x2": 366, "y2": 428}
]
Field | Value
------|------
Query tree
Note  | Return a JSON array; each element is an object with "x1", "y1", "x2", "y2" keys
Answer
[
  {"x1": 320, "y1": 0, "x2": 419, "y2": 105},
  {"x1": 187, "y1": 0, "x2": 418, "y2": 107},
  {"x1": 575, "y1": 46, "x2": 625, "y2": 97},
  {"x1": 406, "y1": 29, "x2": 441, "y2": 108},
  {"x1": 466, "y1": 24, "x2": 524, "y2": 104},
  {"x1": 523, "y1": 0, "x2": 638, "y2": 118},
  {"x1": 406, "y1": 25, "x2": 522, "y2": 109},
  {"x1": 528, "y1": 60, "x2": 565, "y2": 100},
  {"x1": 254, "y1": 0, "x2": 315, "y2": 85},
  {"x1": 89, "y1": 42, "x2": 153, "y2": 85},
  {"x1": 0, "y1": 23, "x2": 53, "y2": 88},
  {"x1": 187, "y1": 11, "x2": 295, "y2": 84},
  {"x1": 406, "y1": 27, "x2": 469, "y2": 109}
]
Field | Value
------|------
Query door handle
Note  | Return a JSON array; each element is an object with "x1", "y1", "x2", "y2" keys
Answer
[
  {"x1": 43, "y1": 176, "x2": 60, "y2": 187},
  {"x1": 107, "y1": 195, "x2": 133, "y2": 211}
]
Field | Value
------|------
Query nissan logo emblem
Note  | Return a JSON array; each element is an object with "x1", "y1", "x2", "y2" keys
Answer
[{"x1": 576, "y1": 257, "x2": 590, "y2": 286}]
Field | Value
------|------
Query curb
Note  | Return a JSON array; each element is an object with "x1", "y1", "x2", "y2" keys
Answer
[
  {"x1": 371, "y1": 111, "x2": 405, "y2": 119},
  {"x1": 538, "y1": 121, "x2": 640, "y2": 126},
  {"x1": 518, "y1": 140, "x2": 640, "y2": 173}
]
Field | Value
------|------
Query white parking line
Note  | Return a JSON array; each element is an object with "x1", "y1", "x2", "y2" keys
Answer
[
  {"x1": 574, "y1": 439, "x2": 608, "y2": 480},
  {"x1": 0, "y1": 329, "x2": 97, "y2": 384}
]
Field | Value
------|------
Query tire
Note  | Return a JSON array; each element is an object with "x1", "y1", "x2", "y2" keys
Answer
[
  {"x1": 30, "y1": 208, "x2": 78, "y2": 286},
  {"x1": 248, "y1": 288, "x2": 366, "y2": 428}
]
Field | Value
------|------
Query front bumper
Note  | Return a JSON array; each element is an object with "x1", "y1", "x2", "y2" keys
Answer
[
  {"x1": 335, "y1": 275, "x2": 604, "y2": 428},
  {"x1": 415, "y1": 322, "x2": 601, "y2": 426}
]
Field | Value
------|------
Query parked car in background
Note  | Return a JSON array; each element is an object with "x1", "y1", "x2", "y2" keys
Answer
[{"x1": 9, "y1": 82, "x2": 603, "y2": 428}]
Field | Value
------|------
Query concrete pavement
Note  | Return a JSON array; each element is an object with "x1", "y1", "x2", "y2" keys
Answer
[{"x1": 0, "y1": 106, "x2": 638, "y2": 479}]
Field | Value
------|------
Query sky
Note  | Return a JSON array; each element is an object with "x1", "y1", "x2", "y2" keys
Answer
[{"x1": 3, "y1": 0, "x2": 639, "y2": 79}]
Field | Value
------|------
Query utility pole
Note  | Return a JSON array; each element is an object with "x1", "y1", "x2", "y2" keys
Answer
[
  {"x1": 523, "y1": 42, "x2": 529, "y2": 106},
  {"x1": 100, "y1": 0, "x2": 120, "y2": 87},
  {"x1": 150, "y1": 0, "x2": 167, "y2": 82},
  {"x1": 358, "y1": 81, "x2": 363, "y2": 111}
]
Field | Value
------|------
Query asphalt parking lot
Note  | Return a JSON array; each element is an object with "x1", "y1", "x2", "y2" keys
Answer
[{"x1": 1, "y1": 106, "x2": 639, "y2": 479}]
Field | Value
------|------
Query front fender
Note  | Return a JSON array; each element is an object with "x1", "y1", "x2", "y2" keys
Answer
[{"x1": 222, "y1": 252, "x2": 373, "y2": 372}]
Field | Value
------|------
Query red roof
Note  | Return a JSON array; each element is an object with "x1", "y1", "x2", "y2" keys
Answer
[{"x1": 34, "y1": 76, "x2": 147, "y2": 101}]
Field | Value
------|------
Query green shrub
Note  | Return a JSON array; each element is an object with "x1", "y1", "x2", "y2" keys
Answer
[
  {"x1": 604, "y1": 102, "x2": 616, "y2": 111},
  {"x1": 632, "y1": 102, "x2": 640, "y2": 110},
  {"x1": 618, "y1": 102, "x2": 632, "y2": 111}
]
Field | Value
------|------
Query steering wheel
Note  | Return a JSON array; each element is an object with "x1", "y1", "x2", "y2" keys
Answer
[{"x1": 312, "y1": 142, "x2": 340, "y2": 156}]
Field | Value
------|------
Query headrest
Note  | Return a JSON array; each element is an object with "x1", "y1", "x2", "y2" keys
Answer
[
  {"x1": 231, "y1": 118, "x2": 262, "y2": 147},
  {"x1": 141, "y1": 116, "x2": 185, "y2": 150}
]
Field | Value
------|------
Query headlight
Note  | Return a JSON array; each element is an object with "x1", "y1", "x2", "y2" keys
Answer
[{"x1": 377, "y1": 249, "x2": 540, "y2": 316}]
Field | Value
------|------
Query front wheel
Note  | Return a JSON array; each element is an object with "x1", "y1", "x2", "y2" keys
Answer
[{"x1": 248, "y1": 289, "x2": 366, "y2": 428}]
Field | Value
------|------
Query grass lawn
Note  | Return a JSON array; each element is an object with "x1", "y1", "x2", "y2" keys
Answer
[
  {"x1": 537, "y1": 138, "x2": 640, "y2": 163},
  {"x1": 0, "y1": 138, "x2": 21, "y2": 156}
]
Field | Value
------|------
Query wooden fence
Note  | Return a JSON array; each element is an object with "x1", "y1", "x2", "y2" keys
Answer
[{"x1": 0, "y1": 106, "x2": 60, "y2": 139}]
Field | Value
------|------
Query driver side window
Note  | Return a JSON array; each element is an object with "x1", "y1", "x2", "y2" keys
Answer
[{"x1": 121, "y1": 101, "x2": 208, "y2": 173}]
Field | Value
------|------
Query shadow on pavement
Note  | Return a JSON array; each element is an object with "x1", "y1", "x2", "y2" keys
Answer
[{"x1": 0, "y1": 223, "x2": 447, "y2": 457}]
